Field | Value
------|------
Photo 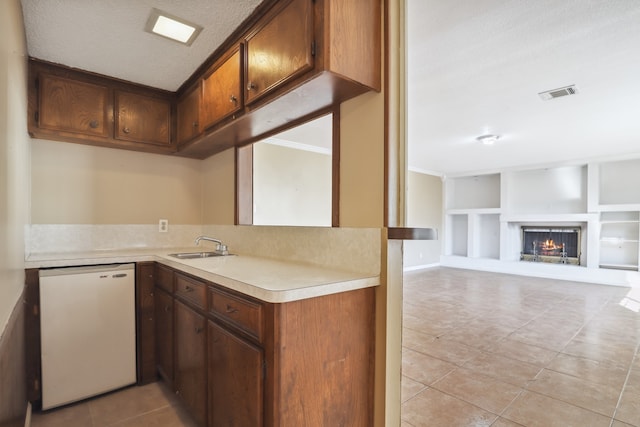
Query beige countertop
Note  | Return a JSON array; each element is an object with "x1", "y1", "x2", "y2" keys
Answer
[{"x1": 25, "y1": 248, "x2": 380, "y2": 303}]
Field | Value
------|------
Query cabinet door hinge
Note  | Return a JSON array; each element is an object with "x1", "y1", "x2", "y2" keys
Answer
[{"x1": 311, "y1": 41, "x2": 316, "y2": 57}]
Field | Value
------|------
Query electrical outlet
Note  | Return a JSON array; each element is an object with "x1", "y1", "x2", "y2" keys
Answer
[{"x1": 159, "y1": 219, "x2": 168, "y2": 233}]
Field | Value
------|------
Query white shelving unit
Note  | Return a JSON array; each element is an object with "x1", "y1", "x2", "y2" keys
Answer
[
  {"x1": 599, "y1": 211, "x2": 640, "y2": 271},
  {"x1": 442, "y1": 158, "x2": 640, "y2": 285}
]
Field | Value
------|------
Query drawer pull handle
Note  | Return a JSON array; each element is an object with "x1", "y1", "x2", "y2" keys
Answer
[
  {"x1": 230, "y1": 94, "x2": 237, "y2": 103},
  {"x1": 185, "y1": 286, "x2": 194, "y2": 292},
  {"x1": 122, "y1": 127, "x2": 131, "y2": 134},
  {"x1": 225, "y1": 304, "x2": 238, "y2": 314},
  {"x1": 89, "y1": 120, "x2": 99, "y2": 129}
]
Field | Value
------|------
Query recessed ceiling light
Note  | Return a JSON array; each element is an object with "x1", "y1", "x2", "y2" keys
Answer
[
  {"x1": 476, "y1": 134, "x2": 500, "y2": 145},
  {"x1": 144, "y1": 9, "x2": 202, "y2": 46}
]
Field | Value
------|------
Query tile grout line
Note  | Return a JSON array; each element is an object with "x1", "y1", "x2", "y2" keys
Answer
[{"x1": 609, "y1": 339, "x2": 640, "y2": 427}]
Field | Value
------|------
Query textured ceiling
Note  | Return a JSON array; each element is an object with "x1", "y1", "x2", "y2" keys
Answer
[
  {"x1": 21, "y1": 0, "x2": 263, "y2": 91},
  {"x1": 408, "y1": 0, "x2": 640, "y2": 175}
]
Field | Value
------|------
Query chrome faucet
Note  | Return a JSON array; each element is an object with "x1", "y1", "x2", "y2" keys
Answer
[{"x1": 195, "y1": 236, "x2": 229, "y2": 255}]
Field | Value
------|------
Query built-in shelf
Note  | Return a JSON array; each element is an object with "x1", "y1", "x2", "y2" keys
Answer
[{"x1": 443, "y1": 160, "x2": 640, "y2": 285}]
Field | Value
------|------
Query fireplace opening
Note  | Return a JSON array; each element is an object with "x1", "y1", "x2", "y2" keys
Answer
[{"x1": 520, "y1": 226, "x2": 581, "y2": 265}]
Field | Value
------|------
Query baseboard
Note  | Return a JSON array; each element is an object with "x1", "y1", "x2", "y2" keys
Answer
[
  {"x1": 403, "y1": 262, "x2": 440, "y2": 272},
  {"x1": 23, "y1": 403, "x2": 31, "y2": 427}
]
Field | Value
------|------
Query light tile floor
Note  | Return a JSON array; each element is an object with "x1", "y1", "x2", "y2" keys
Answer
[
  {"x1": 30, "y1": 382, "x2": 198, "y2": 427},
  {"x1": 30, "y1": 267, "x2": 640, "y2": 427},
  {"x1": 402, "y1": 267, "x2": 640, "y2": 427}
]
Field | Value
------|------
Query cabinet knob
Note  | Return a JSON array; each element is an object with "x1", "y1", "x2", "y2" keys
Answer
[
  {"x1": 89, "y1": 120, "x2": 99, "y2": 129},
  {"x1": 229, "y1": 95, "x2": 237, "y2": 104},
  {"x1": 185, "y1": 285, "x2": 193, "y2": 292},
  {"x1": 225, "y1": 304, "x2": 239, "y2": 314},
  {"x1": 247, "y1": 82, "x2": 256, "y2": 91},
  {"x1": 192, "y1": 121, "x2": 199, "y2": 128},
  {"x1": 195, "y1": 326, "x2": 203, "y2": 334},
  {"x1": 164, "y1": 306, "x2": 171, "y2": 312},
  {"x1": 123, "y1": 127, "x2": 131, "y2": 134}
]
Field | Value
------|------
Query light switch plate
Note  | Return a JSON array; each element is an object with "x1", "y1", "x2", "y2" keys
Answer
[{"x1": 159, "y1": 219, "x2": 168, "y2": 232}]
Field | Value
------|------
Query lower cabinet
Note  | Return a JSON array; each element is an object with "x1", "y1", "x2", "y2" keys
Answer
[
  {"x1": 152, "y1": 263, "x2": 375, "y2": 427},
  {"x1": 208, "y1": 321, "x2": 264, "y2": 427},
  {"x1": 175, "y1": 301, "x2": 207, "y2": 426},
  {"x1": 154, "y1": 288, "x2": 174, "y2": 385}
]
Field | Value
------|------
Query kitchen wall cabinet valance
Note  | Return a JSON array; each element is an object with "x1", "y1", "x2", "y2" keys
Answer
[{"x1": 27, "y1": 59, "x2": 177, "y2": 154}]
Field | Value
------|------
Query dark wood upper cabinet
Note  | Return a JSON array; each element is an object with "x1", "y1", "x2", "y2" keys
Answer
[
  {"x1": 115, "y1": 91, "x2": 171, "y2": 146},
  {"x1": 27, "y1": 0, "x2": 380, "y2": 158},
  {"x1": 201, "y1": 46, "x2": 243, "y2": 130},
  {"x1": 37, "y1": 73, "x2": 109, "y2": 138},
  {"x1": 178, "y1": 0, "x2": 381, "y2": 159},
  {"x1": 28, "y1": 59, "x2": 176, "y2": 154},
  {"x1": 245, "y1": 0, "x2": 313, "y2": 105},
  {"x1": 176, "y1": 83, "x2": 201, "y2": 147}
]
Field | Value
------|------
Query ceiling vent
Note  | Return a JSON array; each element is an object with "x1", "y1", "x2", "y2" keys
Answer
[{"x1": 538, "y1": 85, "x2": 578, "y2": 101}]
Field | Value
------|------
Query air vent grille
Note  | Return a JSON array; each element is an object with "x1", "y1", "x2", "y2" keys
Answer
[{"x1": 538, "y1": 85, "x2": 578, "y2": 101}]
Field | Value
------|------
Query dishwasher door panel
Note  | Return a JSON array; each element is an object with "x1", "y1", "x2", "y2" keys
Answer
[{"x1": 39, "y1": 264, "x2": 137, "y2": 410}]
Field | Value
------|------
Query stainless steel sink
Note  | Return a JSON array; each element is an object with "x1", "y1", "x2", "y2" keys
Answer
[{"x1": 168, "y1": 251, "x2": 232, "y2": 259}]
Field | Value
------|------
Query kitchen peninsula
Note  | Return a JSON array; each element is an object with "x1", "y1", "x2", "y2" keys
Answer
[{"x1": 24, "y1": 225, "x2": 381, "y2": 426}]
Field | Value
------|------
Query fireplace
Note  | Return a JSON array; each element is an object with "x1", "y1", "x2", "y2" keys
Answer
[{"x1": 520, "y1": 226, "x2": 581, "y2": 265}]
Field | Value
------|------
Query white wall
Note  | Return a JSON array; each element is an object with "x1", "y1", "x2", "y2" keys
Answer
[
  {"x1": 253, "y1": 142, "x2": 332, "y2": 226},
  {"x1": 0, "y1": 0, "x2": 30, "y2": 333},
  {"x1": 404, "y1": 171, "x2": 442, "y2": 269}
]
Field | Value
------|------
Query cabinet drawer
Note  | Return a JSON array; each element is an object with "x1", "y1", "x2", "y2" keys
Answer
[
  {"x1": 209, "y1": 287, "x2": 263, "y2": 342},
  {"x1": 175, "y1": 274, "x2": 206, "y2": 309},
  {"x1": 155, "y1": 264, "x2": 174, "y2": 293}
]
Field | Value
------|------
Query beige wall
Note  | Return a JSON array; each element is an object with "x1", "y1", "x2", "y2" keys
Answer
[
  {"x1": 201, "y1": 148, "x2": 236, "y2": 225},
  {"x1": 253, "y1": 142, "x2": 331, "y2": 226},
  {"x1": 31, "y1": 140, "x2": 203, "y2": 224},
  {"x1": 404, "y1": 171, "x2": 443, "y2": 268},
  {"x1": 0, "y1": 0, "x2": 30, "y2": 332},
  {"x1": 340, "y1": 91, "x2": 386, "y2": 228}
]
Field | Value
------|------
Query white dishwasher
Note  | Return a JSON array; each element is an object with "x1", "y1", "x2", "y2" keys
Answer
[{"x1": 39, "y1": 263, "x2": 137, "y2": 410}]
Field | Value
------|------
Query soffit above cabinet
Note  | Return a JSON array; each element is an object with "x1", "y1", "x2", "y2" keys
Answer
[{"x1": 20, "y1": 0, "x2": 265, "y2": 91}]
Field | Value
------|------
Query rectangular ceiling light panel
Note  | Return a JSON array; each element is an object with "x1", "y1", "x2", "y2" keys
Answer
[{"x1": 145, "y1": 9, "x2": 202, "y2": 46}]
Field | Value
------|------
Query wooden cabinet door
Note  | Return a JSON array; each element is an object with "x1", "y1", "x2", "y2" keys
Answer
[
  {"x1": 155, "y1": 288, "x2": 174, "y2": 385},
  {"x1": 175, "y1": 301, "x2": 207, "y2": 426},
  {"x1": 38, "y1": 73, "x2": 109, "y2": 137},
  {"x1": 202, "y1": 47, "x2": 243, "y2": 129},
  {"x1": 245, "y1": 0, "x2": 314, "y2": 104},
  {"x1": 208, "y1": 321, "x2": 263, "y2": 427},
  {"x1": 136, "y1": 263, "x2": 156, "y2": 385},
  {"x1": 115, "y1": 91, "x2": 171, "y2": 146},
  {"x1": 176, "y1": 83, "x2": 201, "y2": 146}
]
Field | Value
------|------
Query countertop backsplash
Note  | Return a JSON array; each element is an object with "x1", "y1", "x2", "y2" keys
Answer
[
  {"x1": 25, "y1": 224, "x2": 204, "y2": 255},
  {"x1": 25, "y1": 224, "x2": 382, "y2": 276}
]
